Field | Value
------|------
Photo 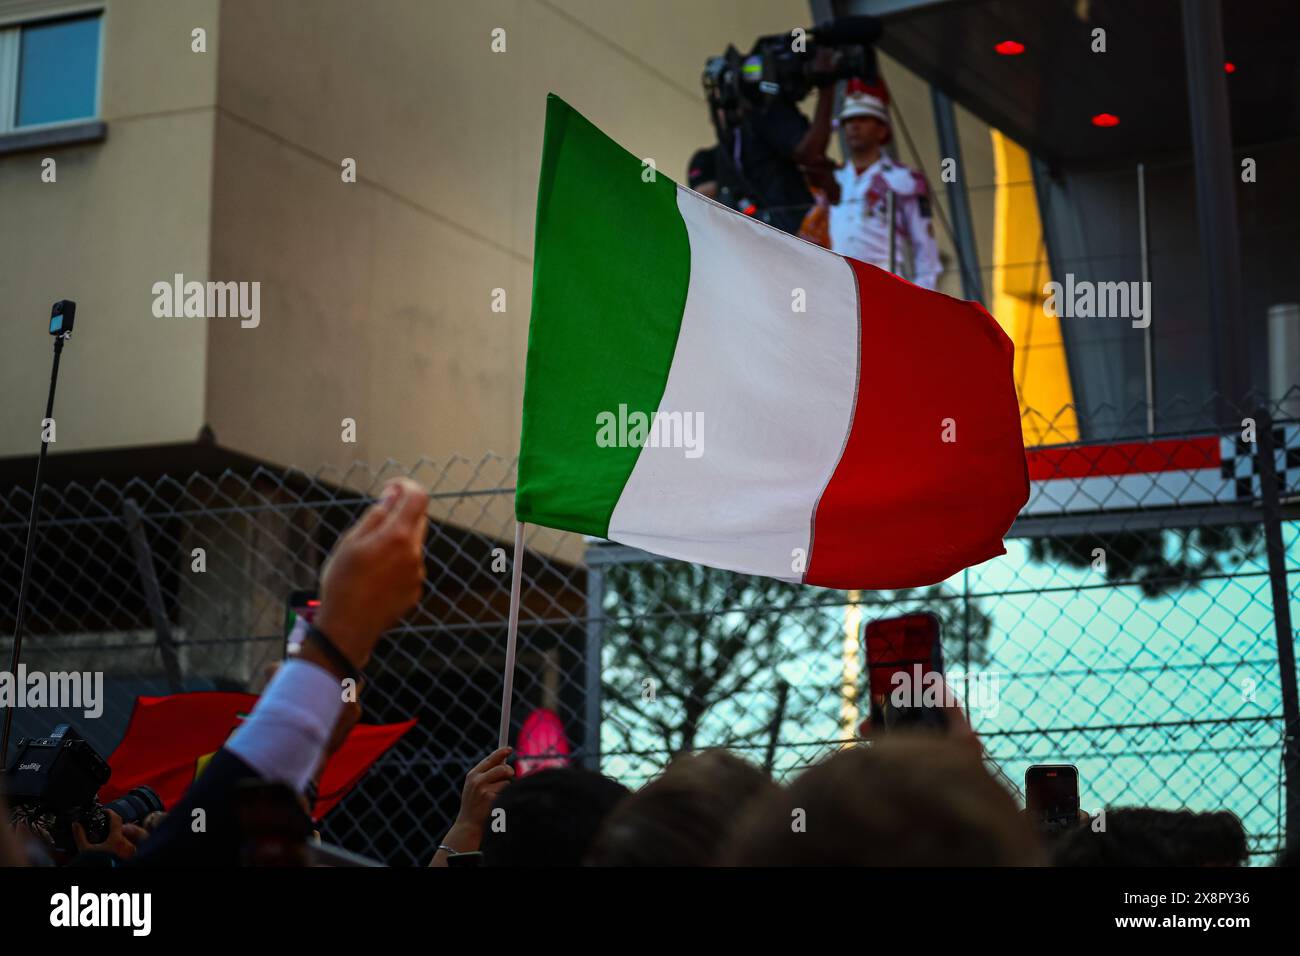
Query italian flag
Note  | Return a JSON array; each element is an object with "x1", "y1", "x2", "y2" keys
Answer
[{"x1": 517, "y1": 95, "x2": 1028, "y2": 589}]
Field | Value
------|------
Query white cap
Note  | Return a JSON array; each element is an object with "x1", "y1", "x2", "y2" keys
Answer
[{"x1": 839, "y1": 91, "x2": 889, "y2": 124}]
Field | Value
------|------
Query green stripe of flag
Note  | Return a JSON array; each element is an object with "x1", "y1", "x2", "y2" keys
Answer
[{"x1": 516, "y1": 94, "x2": 691, "y2": 535}]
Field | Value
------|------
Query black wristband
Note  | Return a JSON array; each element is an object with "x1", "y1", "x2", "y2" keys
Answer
[{"x1": 303, "y1": 623, "x2": 362, "y2": 683}]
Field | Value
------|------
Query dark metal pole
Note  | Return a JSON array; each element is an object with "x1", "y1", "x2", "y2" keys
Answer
[
  {"x1": 2, "y1": 334, "x2": 67, "y2": 765},
  {"x1": 931, "y1": 86, "x2": 986, "y2": 304},
  {"x1": 1138, "y1": 162, "x2": 1156, "y2": 435},
  {"x1": 962, "y1": 567, "x2": 972, "y2": 721},
  {"x1": 122, "y1": 498, "x2": 184, "y2": 693},
  {"x1": 1255, "y1": 408, "x2": 1300, "y2": 846},
  {"x1": 886, "y1": 189, "x2": 897, "y2": 275},
  {"x1": 764, "y1": 679, "x2": 790, "y2": 773},
  {"x1": 1182, "y1": 0, "x2": 1247, "y2": 422},
  {"x1": 582, "y1": 561, "x2": 605, "y2": 771}
]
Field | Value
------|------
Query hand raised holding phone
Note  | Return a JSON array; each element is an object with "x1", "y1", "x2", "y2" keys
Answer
[{"x1": 308, "y1": 477, "x2": 429, "y2": 676}]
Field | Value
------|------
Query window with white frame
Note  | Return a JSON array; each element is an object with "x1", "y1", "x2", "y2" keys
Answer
[{"x1": 0, "y1": 11, "x2": 102, "y2": 134}]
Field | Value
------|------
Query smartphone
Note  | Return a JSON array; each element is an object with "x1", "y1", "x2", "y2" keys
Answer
[
  {"x1": 862, "y1": 611, "x2": 947, "y2": 734},
  {"x1": 284, "y1": 589, "x2": 319, "y2": 658},
  {"x1": 1025, "y1": 764, "x2": 1080, "y2": 832}
]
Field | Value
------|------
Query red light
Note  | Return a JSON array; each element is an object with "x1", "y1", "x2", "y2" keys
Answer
[
  {"x1": 1091, "y1": 112, "x2": 1120, "y2": 127},
  {"x1": 306, "y1": 599, "x2": 321, "y2": 607},
  {"x1": 742, "y1": 203, "x2": 758, "y2": 216},
  {"x1": 995, "y1": 40, "x2": 1025, "y2": 55},
  {"x1": 1224, "y1": 61, "x2": 1236, "y2": 73}
]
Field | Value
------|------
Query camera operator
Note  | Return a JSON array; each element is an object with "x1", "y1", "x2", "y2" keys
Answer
[
  {"x1": 795, "y1": 79, "x2": 943, "y2": 290},
  {"x1": 703, "y1": 43, "x2": 843, "y2": 236},
  {"x1": 713, "y1": 94, "x2": 820, "y2": 236}
]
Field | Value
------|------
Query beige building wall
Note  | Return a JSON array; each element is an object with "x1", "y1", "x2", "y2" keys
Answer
[
  {"x1": 0, "y1": 0, "x2": 219, "y2": 457},
  {"x1": 2, "y1": 0, "x2": 996, "y2": 477},
  {"x1": 204, "y1": 0, "x2": 811, "y2": 474}
]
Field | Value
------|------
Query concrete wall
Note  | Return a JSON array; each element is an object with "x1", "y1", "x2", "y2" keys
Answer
[{"x1": 0, "y1": 0, "x2": 219, "y2": 457}]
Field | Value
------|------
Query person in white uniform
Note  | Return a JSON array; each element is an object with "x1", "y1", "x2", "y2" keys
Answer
[{"x1": 797, "y1": 81, "x2": 943, "y2": 290}]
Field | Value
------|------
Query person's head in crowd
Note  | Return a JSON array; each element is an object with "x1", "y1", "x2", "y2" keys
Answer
[
  {"x1": 586, "y1": 750, "x2": 776, "y2": 866},
  {"x1": 687, "y1": 146, "x2": 718, "y2": 199},
  {"x1": 478, "y1": 767, "x2": 628, "y2": 866},
  {"x1": 725, "y1": 734, "x2": 1046, "y2": 866},
  {"x1": 1053, "y1": 807, "x2": 1248, "y2": 867}
]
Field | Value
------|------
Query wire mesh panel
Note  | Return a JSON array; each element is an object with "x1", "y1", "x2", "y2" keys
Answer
[
  {"x1": 0, "y1": 456, "x2": 593, "y2": 867},
  {"x1": 590, "y1": 401, "x2": 1299, "y2": 864},
  {"x1": 1, "y1": 404, "x2": 1297, "y2": 864}
]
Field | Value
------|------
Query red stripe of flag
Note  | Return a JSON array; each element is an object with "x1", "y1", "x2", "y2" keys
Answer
[{"x1": 805, "y1": 260, "x2": 1029, "y2": 589}]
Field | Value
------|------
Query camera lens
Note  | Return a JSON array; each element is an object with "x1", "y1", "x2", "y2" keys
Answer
[{"x1": 103, "y1": 785, "x2": 165, "y2": 827}]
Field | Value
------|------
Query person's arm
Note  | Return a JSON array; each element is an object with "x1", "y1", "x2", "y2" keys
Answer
[
  {"x1": 225, "y1": 474, "x2": 429, "y2": 789},
  {"x1": 793, "y1": 85, "x2": 836, "y2": 171},
  {"x1": 222, "y1": 658, "x2": 346, "y2": 793},
  {"x1": 256, "y1": 661, "x2": 364, "y2": 811},
  {"x1": 135, "y1": 649, "x2": 350, "y2": 865},
  {"x1": 905, "y1": 189, "x2": 943, "y2": 291},
  {"x1": 134, "y1": 478, "x2": 430, "y2": 866},
  {"x1": 130, "y1": 747, "x2": 263, "y2": 866},
  {"x1": 793, "y1": 52, "x2": 841, "y2": 206},
  {"x1": 428, "y1": 746, "x2": 514, "y2": 866}
]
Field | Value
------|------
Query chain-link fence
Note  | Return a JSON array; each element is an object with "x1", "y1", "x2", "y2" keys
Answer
[{"x1": 2, "y1": 400, "x2": 1298, "y2": 865}]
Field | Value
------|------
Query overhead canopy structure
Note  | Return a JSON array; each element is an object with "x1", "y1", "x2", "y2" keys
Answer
[
  {"x1": 852, "y1": 0, "x2": 1300, "y2": 165},
  {"x1": 844, "y1": 0, "x2": 1300, "y2": 440}
]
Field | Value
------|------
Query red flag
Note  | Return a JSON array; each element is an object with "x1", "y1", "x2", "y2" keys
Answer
[{"x1": 101, "y1": 692, "x2": 415, "y2": 820}]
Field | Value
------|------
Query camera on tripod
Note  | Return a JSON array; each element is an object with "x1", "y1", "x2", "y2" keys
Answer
[{"x1": 4, "y1": 723, "x2": 163, "y2": 853}]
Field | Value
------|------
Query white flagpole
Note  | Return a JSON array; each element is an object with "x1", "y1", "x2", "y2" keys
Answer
[{"x1": 498, "y1": 521, "x2": 526, "y2": 750}]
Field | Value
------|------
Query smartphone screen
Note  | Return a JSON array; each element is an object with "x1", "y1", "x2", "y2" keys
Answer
[
  {"x1": 284, "y1": 589, "x2": 319, "y2": 658},
  {"x1": 1025, "y1": 764, "x2": 1080, "y2": 827},
  {"x1": 862, "y1": 612, "x2": 946, "y2": 734}
]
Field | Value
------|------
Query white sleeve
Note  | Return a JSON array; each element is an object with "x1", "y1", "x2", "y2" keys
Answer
[
  {"x1": 906, "y1": 194, "x2": 943, "y2": 291},
  {"x1": 224, "y1": 658, "x2": 345, "y2": 793}
]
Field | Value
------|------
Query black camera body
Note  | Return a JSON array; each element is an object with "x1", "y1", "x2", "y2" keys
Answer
[
  {"x1": 4, "y1": 723, "x2": 163, "y2": 853},
  {"x1": 703, "y1": 16, "x2": 882, "y2": 122},
  {"x1": 49, "y1": 299, "x2": 76, "y2": 336}
]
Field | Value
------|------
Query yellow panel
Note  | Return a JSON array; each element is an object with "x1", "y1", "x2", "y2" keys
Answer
[{"x1": 990, "y1": 130, "x2": 1079, "y2": 446}]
